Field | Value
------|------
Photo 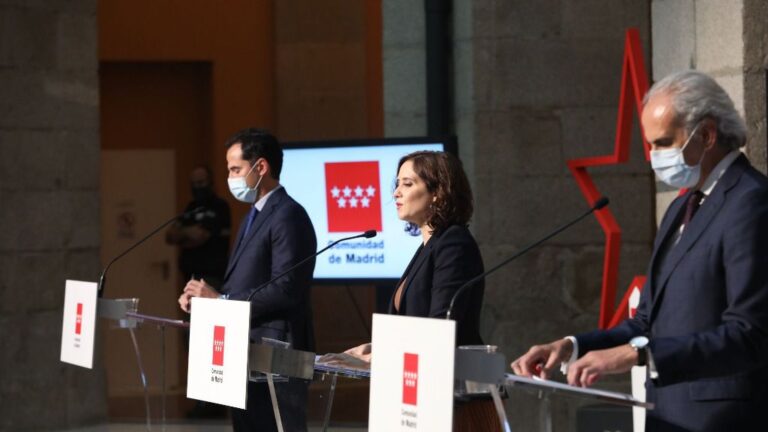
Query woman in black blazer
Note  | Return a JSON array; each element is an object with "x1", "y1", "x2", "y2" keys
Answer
[
  {"x1": 386, "y1": 176, "x2": 484, "y2": 347},
  {"x1": 346, "y1": 150, "x2": 485, "y2": 360},
  {"x1": 335, "y1": 151, "x2": 496, "y2": 431},
  {"x1": 344, "y1": 151, "x2": 496, "y2": 431}
]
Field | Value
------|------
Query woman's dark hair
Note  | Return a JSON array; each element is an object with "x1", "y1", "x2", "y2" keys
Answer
[
  {"x1": 224, "y1": 127, "x2": 283, "y2": 180},
  {"x1": 397, "y1": 151, "x2": 473, "y2": 235}
]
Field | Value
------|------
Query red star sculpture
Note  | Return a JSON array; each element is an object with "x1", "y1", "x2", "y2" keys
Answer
[{"x1": 566, "y1": 28, "x2": 651, "y2": 329}]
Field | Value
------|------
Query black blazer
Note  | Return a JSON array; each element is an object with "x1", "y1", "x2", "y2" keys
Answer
[
  {"x1": 388, "y1": 224, "x2": 485, "y2": 346},
  {"x1": 577, "y1": 155, "x2": 768, "y2": 431},
  {"x1": 221, "y1": 187, "x2": 317, "y2": 352}
]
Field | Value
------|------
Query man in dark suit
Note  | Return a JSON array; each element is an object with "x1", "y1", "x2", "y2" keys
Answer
[
  {"x1": 179, "y1": 128, "x2": 317, "y2": 432},
  {"x1": 512, "y1": 70, "x2": 768, "y2": 431}
]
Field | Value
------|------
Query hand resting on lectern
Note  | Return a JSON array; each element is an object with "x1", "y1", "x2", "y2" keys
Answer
[{"x1": 316, "y1": 351, "x2": 371, "y2": 371}]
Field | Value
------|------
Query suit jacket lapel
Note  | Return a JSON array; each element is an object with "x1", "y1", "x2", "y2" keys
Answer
[
  {"x1": 224, "y1": 188, "x2": 286, "y2": 280},
  {"x1": 396, "y1": 237, "x2": 436, "y2": 313},
  {"x1": 649, "y1": 155, "x2": 748, "y2": 320},
  {"x1": 648, "y1": 196, "x2": 687, "y2": 282}
]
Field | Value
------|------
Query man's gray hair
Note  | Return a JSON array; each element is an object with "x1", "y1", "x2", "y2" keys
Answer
[{"x1": 644, "y1": 70, "x2": 746, "y2": 150}]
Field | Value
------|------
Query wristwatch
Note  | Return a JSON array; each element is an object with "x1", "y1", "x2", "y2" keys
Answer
[{"x1": 629, "y1": 336, "x2": 650, "y2": 366}]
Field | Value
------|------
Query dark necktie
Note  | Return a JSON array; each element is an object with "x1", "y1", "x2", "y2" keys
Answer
[
  {"x1": 682, "y1": 191, "x2": 704, "y2": 227},
  {"x1": 243, "y1": 206, "x2": 259, "y2": 236}
]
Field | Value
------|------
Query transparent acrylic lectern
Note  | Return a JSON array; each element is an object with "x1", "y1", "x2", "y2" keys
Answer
[
  {"x1": 248, "y1": 340, "x2": 316, "y2": 432},
  {"x1": 98, "y1": 298, "x2": 189, "y2": 432}
]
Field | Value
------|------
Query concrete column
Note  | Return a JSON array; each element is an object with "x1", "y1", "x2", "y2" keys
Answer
[
  {"x1": 453, "y1": 0, "x2": 478, "y2": 191},
  {"x1": 0, "y1": 0, "x2": 105, "y2": 428},
  {"x1": 383, "y1": 0, "x2": 427, "y2": 136},
  {"x1": 743, "y1": 0, "x2": 768, "y2": 174},
  {"x1": 382, "y1": 0, "x2": 480, "y2": 200}
]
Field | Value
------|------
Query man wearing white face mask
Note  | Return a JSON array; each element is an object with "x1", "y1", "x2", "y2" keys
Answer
[
  {"x1": 511, "y1": 71, "x2": 768, "y2": 431},
  {"x1": 649, "y1": 121, "x2": 705, "y2": 189},
  {"x1": 178, "y1": 128, "x2": 317, "y2": 432}
]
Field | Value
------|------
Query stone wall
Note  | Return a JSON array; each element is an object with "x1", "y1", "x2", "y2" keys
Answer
[
  {"x1": 471, "y1": 2, "x2": 652, "y2": 430},
  {"x1": 383, "y1": 1, "x2": 653, "y2": 430},
  {"x1": 382, "y1": 0, "x2": 478, "y2": 180},
  {"x1": 743, "y1": 0, "x2": 768, "y2": 174},
  {"x1": 382, "y1": 0, "x2": 427, "y2": 138},
  {"x1": 0, "y1": 0, "x2": 105, "y2": 429}
]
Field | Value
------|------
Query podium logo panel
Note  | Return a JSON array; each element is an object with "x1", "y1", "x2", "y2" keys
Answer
[
  {"x1": 402, "y1": 352, "x2": 419, "y2": 406},
  {"x1": 369, "y1": 314, "x2": 456, "y2": 431},
  {"x1": 60, "y1": 280, "x2": 97, "y2": 369},
  {"x1": 325, "y1": 161, "x2": 382, "y2": 232},
  {"x1": 212, "y1": 325, "x2": 225, "y2": 366},
  {"x1": 75, "y1": 303, "x2": 83, "y2": 335},
  {"x1": 187, "y1": 298, "x2": 250, "y2": 409}
]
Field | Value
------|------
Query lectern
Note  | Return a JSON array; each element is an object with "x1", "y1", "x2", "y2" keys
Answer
[
  {"x1": 98, "y1": 298, "x2": 189, "y2": 431},
  {"x1": 504, "y1": 373, "x2": 652, "y2": 432},
  {"x1": 314, "y1": 358, "x2": 371, "y2": 432},
  {"x1": 248, "y1": 341, "x2": 315, "y2": 432}
]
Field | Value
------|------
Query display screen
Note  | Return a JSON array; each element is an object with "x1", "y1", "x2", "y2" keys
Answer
[{"x1": 281, "y1": 137, "x2": 455, "y2": 283}]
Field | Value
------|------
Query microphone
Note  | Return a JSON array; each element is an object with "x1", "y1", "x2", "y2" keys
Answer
[
  {"x1": 245, "y1": 230, "x2": 377, "y2": 302},
  {"x1": 98, "y1": 206, "x2": 205, "y2": 296},
  {"x1": 445, "y1": 197, "x2": 610, "y2": 320}
]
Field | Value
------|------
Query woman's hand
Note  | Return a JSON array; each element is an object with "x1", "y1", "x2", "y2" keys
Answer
[{"x1": 343, "y1": 342, "x2": 372, "y2": 362}]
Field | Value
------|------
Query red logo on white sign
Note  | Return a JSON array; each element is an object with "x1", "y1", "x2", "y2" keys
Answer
[
  {"x1": 629, "y1": 286, "x2": 641, "y2": 318},
  {"x1": 75, "y1": 303, "x2": 83, "y2": 335},
  {"x1": 402, "y1": 353, "x2": 419, "y2": 406},
  {"x1": 212, "y1": 326, "x2": 225, "y2": 366},
  {"x1": 324, "y1": 161, "x2": 382, "y2": 232}
]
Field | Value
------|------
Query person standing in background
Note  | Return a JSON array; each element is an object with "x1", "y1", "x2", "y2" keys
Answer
[
  {"x1": 166, "y1": 165, "x2": 231, "y2": 418},
  {"x1": 166, "y1": 165, "x2": 231, "y2": 289}
]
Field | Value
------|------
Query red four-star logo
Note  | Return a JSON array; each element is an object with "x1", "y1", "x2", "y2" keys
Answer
[
  {"x1": 325, "y1": 161, "x2": 383, "y2": 232},
  {"x1": 567, "y1": 29, "x2": 650, "y2": 329}
]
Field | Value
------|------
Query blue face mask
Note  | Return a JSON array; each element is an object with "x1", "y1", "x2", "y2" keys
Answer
[
  {"x1": 650, "y1": 123, "x2": 704, "y2": 189},
  {"x1": 227, "y1": 162, "x2": 263, "y2": 203}
]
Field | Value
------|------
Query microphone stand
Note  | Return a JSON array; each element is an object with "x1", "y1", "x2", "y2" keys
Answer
[
  {"x1": 245, "y1": 230, "x2": 377, "y2": 302},
  {"x1": 98, "y1": 206, "x2": 203, "y2": 297},
  {"x1": 446, "y1": 197, "x2": 609, "y2": 320}
]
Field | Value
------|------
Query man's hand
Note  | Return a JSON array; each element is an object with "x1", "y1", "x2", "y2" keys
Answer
[
  {"x1": 178, "y1": 279, "x2": 219, "y2": 313},
  {"x1": 510, "y1": 338, "x2": 573, "y2": 380},
  {"x1": 567, "y1": 344, "x2": 637, "y2": 387},
  {"x1": 178, "y1": 292, "x2": 192, "y2": 313},
  {"x1": 344, "y1": 342, "x2": 372, "y2": 362},
  {"x1": 316, "y1": 352, "x2": 371, "y2": 370}
]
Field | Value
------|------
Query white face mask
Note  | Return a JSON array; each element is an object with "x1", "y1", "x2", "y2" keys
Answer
[
  {"x1": 227, "y1": 162, "x2": 263, "y2": 203},
  {"x1": 650, "y1": 123, "x2": 704, "y2": 189}
]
